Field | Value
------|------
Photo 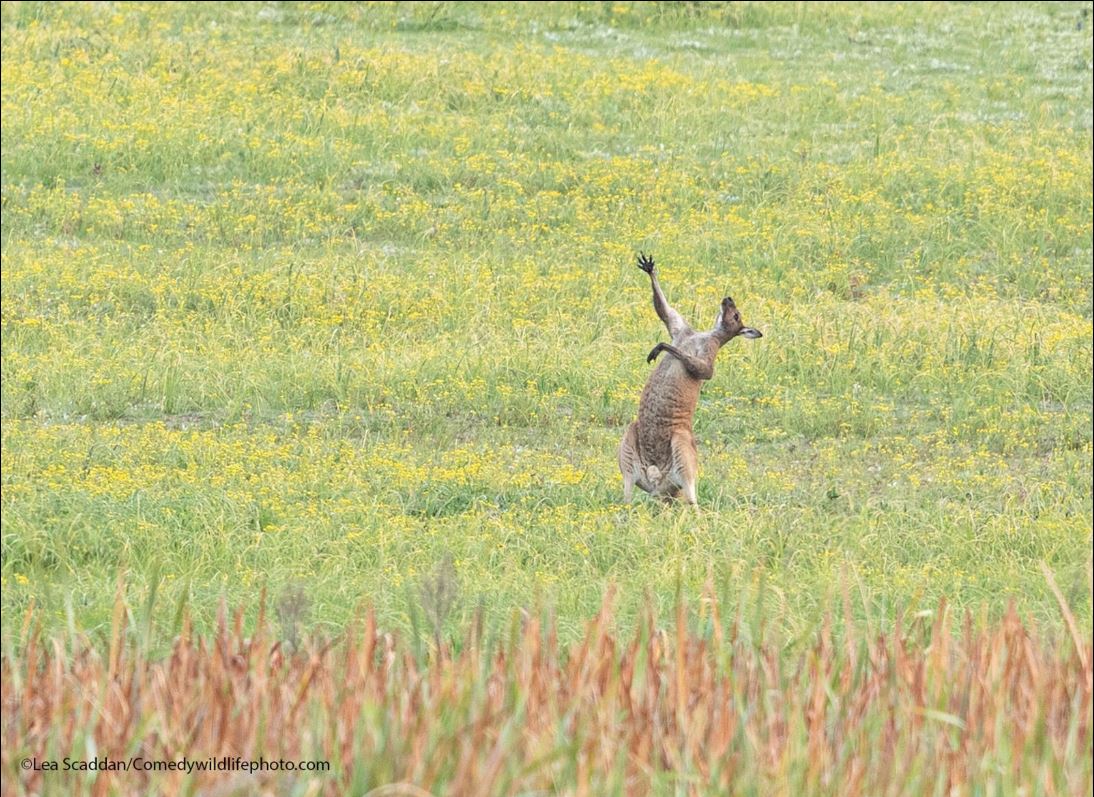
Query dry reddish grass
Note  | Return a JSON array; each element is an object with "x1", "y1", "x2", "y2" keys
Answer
[{"x1": 3, "y1": 583, "x2": 1091, "y2": 797}]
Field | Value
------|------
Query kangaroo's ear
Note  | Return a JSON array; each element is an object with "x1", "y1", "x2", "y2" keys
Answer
[{"x1": 715, "y1": 297, "x2": 737, "y2": 329}]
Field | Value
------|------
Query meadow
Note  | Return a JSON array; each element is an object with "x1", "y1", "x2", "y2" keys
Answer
[{"x1": 1, "y1": 1, "x2": 1092, "y2": 793}]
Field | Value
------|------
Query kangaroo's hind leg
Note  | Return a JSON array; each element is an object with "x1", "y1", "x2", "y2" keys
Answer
[
  {"x1": 670, "y1": 431, "x2": 700, "y2": 506},
  {"x1": 618, "y1": 422, "x2": 642, "y2": 503}
]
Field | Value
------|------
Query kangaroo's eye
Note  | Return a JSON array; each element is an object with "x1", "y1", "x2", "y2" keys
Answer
[{"x1": 733, "y1": 313, "x2": 740, "y2": 322}]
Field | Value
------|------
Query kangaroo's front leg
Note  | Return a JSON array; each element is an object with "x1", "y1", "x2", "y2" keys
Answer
[
  {"x1": 647, "y1": 343, "x2": 714, "y2": 381},
  {"x1": 636, "y1": 253, "x2": 687, "y2": 338}
]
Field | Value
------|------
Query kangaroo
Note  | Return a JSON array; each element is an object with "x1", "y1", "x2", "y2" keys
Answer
[{"x1": 618, "y1": 253, "x2": 762, "y2": 506}]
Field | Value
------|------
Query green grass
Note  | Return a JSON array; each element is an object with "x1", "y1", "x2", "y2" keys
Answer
[{"x1": 1, "y1": 1, "x2": 1092, "y2": 645}]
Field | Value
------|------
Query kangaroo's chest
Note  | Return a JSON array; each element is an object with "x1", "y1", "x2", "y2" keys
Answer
[{"x1": 636, "y1": 361, "x2": 703, "y2": 463}]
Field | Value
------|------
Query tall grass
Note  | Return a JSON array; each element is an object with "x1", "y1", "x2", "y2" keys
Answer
[
  {"x1": 2, "y1": 1, "x2": 1091, "y2": 639},
  {"x1": 3, "y1": 579, "x2": 1091, "y2": 796}
]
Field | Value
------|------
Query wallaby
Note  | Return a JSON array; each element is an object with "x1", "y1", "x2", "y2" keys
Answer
[{"x1": 618, "y1": 253, "x2": 762, "y2": 506}]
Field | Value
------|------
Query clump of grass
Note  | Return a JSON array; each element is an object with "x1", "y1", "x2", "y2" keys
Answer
[{"x1": 3, "y1": 583, "x2": 1090, "y2": 796}]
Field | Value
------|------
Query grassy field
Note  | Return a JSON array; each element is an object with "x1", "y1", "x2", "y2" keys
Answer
[
  {"x1": 2, "y1": 1, "x2": 1092, "y2": 794},
  {"x1": 2, "y1": 0, "x2": 1092, "y2": 655},
  {"x1": 4, "y1": 0, "x2": 1089, "y2": 638}
]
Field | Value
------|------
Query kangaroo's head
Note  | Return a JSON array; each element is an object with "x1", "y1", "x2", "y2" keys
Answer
[{"x1": 713, "y1": 297, "x2": 762, "y2": 345}]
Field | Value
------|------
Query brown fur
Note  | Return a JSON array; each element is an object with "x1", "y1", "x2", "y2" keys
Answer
[{"x1": 618, "y1": 254, "x2": 762, "y2": 506}]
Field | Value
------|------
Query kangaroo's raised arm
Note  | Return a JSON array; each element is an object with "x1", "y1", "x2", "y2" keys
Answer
[
  {"x1": 636, "y1": 253, "x2": 688, "y2": 338},
  {"x1": 646, "y1": 342, "x2": 714, "y2": 380}
]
